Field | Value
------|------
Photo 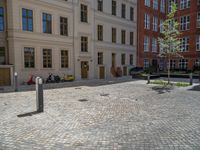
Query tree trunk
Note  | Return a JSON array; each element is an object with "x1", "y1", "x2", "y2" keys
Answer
[{"x1": 168, "y1": 55, "x2": 171, "y2": 84}]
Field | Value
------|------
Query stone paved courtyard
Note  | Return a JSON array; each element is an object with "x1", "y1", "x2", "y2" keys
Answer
[{"x1": 0, "y1": 79, "x2": 200, "y2": 150}]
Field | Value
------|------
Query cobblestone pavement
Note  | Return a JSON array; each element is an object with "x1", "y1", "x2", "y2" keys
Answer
[{"x1": 0, "y1": 80, "x2": 200, "y2": 150}]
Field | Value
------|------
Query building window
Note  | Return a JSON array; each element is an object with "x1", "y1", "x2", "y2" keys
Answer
[
  {"x1": 24, "y1": 47, "x2": 34, "y2": 68},
  {"x1": 97, "y1": 0, "x2": 103, "y2": 12},
  {"x1": 121, "y1": 30, "x2": 126, "y2": 44},
  {"x1": 97, "y1": 25, "x2": 103, "y2": 41},
  {"x1": 60, "y1": 17, "x2": 68, "y2": 36},
  {"x1": 198, "y1": 0, "x2": 200, "y2": 5},
  {"x1": 112, "y1": 0, "x2": 116, "y2": 16},
  {"x1": 160, "y1": 0, "x2": 165, "y2": 13},
  {"x1": 197, "y1": 12, "x2": 200, "y2": 28},
  {"x1": 130, "y1": 7, "x2": 134, "y2": 21},
  {"x1": 130, "y1": 54, "x2": 133, "y2": 65},
  {"x1": 180, "y1": 37, "x2": 189, "y2": 52},
  {"x1": 179, "y1": 59, "x2": 188, "y2": 70},
  {"x1": 112, "y1": 27, "x2": 117, "y2": 43},
  {"x1": 196, "y1": 35, "x2": 200, "y2": 51},
  {"x1": 97, "y1": 52, "x2": 103, "y2": 65},
  {"x1": 153, "y1": 0, "x2": 158, "y2": 10},
  {"x1": 152, "y1": 38, "x2": 157, "y2": 52},
  {"x1": 144, "y1": 59, "x2": 149, "y2": 69},
  {"x1": 80, "y1": 4, "x2": 88, "y2": 22},
  {"x1": 168, "y1": 0, "x2": 178, "y2": 12},
  {"x1": 81, "y1": 36, "x2": 88, "y2": 52},
  {"x1": 22, "y1": 8, "x2": 33, "y2": 32},
  {"x1": 195, "y1": 59, "x2": 200, "y2": 67},
  {"x1": 170, "y1": 60, "x2": 176, "y2": 70},
  {"x1": 0, "y1": 47, "x2": 5, "y2": 64},
  {"x1": 144, "y1": 13, "x2": 150, "y2": 29},
  {"x1": 180, "y1": 0, "x2": 190, "y2": 9},
  {"x1": 121, "y1": 54, "x2": 126, "y2": 65},
  {"x1": 160, "y1": 19, "x2": 164, "y2": 32},
  {"x1": 180, "y1": 16, "x2": 190, "y2": 31},
  {"x1": 43, "y1": 49, "x2": 52, "y2": 68},
  {"x1": 153, "y1": 16, "x2": 158, "y2": 32},
  {"x1": 145, "y1": 0, "x2": 150, "y2": 7},
  {"x1": 43, "y1": 13, "x2": 52, "y2": 34},
  {"x1": 130, "y1": 32, "x2": 134, "y2": 46},
  {"x1": 0, "y1": 7, "x2": 4, "y2": 31},
  {"x1": 144, "y1": 36, "x2": 149, "y2": 52},
  {"x1": 61, "y1": 50, "x2": 68, "y2": 68},
  {"x1": 121, "y1": 4, "x2": 126, "y2": 19}
]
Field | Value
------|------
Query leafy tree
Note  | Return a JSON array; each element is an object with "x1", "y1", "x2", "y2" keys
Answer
[{"x1": 158, "y1": 2, "x2": 182, "y2": 84}]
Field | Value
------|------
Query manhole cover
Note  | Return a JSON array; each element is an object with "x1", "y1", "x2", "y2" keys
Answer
[
  {"x1": 100, "y1": 93, "x2": 109, "y2": 97},
  {"x1": 78, "y1": 99, "x2": 88, "y2": 102}
]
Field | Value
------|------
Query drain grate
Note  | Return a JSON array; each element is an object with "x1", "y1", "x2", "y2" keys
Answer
[
  {"x1": 100, "y1": 93, "x2": 109, "y2": 97},
  {"x1": 78, "y1": 99, "x2": 88, "y2": 102}
]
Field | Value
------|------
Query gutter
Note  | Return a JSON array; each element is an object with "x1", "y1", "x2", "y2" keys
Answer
[{"x1": 5, "y1": 0, "x2": 9, "y2": 64}]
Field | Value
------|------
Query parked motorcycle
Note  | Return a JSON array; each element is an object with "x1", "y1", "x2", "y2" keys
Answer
[{"x1": 46, "y1": 73, "x2": 61, "y2": 83}]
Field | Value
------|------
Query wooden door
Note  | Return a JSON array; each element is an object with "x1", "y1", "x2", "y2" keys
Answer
[
  {"x1": 81, "y1": 61, "x2": 89, "y2": 79},
  {"x1": 0, "y1": 68, "x2": 11, "y2": 86},
  {"x1": 123, "y1": 66, "x2": 127, "y2": 76},
  {"x1": 99, "y1": 66, "x2": 105, "y2": 79}
]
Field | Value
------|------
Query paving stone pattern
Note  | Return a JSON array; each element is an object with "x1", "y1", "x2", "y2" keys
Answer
[{"x1": 0, "y1": 80, "x2": 200, "y2": 150}]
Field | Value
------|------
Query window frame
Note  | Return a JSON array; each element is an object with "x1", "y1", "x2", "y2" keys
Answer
[
  {"x1": 42, "y1": 13, "x2": 52, "y2": 34},
  {"x1": 0, "y1": 7, "x2": 4, "y2": 32},
  {"x1": 24, "y1": 47, "x2": 35, "y2": 68}
]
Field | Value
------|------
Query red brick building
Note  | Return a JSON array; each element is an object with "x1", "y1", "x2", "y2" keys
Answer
[{"x1": 137, "y1": 0, "x2": 200, "y2": 71}]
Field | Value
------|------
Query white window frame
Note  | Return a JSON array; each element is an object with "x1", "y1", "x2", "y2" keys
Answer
[
  {"x1": 144, "y1": 59, "x2": 149, "y2": 69},
  {"x1": 180, "y1": 37, "x2": 189, "y2": 52},
  {"x1": 153, "y1": 16, "x2": 158, "y2": 32},
  {"x1": 180, "y1": 15, "x2": 190, "y2": 31},
  {"x1": 160, "y1": 0, "x2": 165, "y2": 13},
  {"x1": 180, "y1": 0, "x2": 190, "y2": 10},
  {"x1": 196, "y1": 35, "x2": 200, "y2": 51},
  {"x1": 152, "y1": 38, "x2": 157, "y2": 52},
  {"x1": 145, "y1": 0, "x2": 150, "y2": 7},
  {"x1": 144, "y1": 13, "x2": 150, "y2": 29},
  {"x1": 197, "y1": 12, "x2": 200, "y2": 28},
  {"x1": 144, "y1": 36, "x2": 149, "y2": 52},
  {"x1": 160, "y1": 19, "x2": 164, "y2": 32},
  {"x1": 153, "y1": 0, "x2": 158, "y2": 10},
  {"x1": 179, "y1": 59, "x2": 188, "y2": 70}
]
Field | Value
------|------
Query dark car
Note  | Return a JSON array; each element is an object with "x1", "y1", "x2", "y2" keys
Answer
[{"x1": 129, "y1": 67, "x2": 144, "y2": 76}]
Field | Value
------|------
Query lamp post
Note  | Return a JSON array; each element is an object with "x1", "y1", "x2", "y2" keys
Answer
[{"x1": 14, "y1": 72, "x2": 18, "y2": 92}]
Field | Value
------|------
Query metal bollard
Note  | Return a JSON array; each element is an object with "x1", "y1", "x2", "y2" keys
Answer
[
  {"x1": 147, "y1": 74, "x2": 150, "y2": 84},
  {"x1": 189, "y1": 73, "x2": 193, "y2": 85},
  {"x1": 36, "y1": 77, "x2": 44, "y2": 112},
  {"x1": 14, "y1": 72, "x2": 18, "y2": 92}
]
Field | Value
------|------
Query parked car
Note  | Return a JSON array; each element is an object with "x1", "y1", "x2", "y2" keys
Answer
[{"x1": 129, "y1": 67, "x2": 144, "y2": 76}]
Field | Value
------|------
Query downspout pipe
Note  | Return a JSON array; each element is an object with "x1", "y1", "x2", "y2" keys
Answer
[{"x1": 5, "y1": 0, "x2": 9, "y2": 65}]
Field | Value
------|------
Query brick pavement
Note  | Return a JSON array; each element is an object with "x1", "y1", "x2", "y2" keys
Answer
[{"x1": 0, "y1": 80, "x2": 200, "y2": 150}]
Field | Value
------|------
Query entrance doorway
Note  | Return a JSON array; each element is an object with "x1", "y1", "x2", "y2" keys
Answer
[
  {"x1": 0, "y1": 68, "x2": 11, "y2": 86},
  {"x1": 81, "y1": 61, "x2": 89, "y2": 79},
  {"x1": 99, "y1": 66, "x2": 105, "y2": 79},
  {"x1": 123, "y1": 66, "x2": 127, "y2": 76}
]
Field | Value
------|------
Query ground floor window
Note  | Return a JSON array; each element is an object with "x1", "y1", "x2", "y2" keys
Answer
[
  {"x1": 24, "y1": 47, "x2": 35, "y2": 68},
  {"x1": 0, "y1": 47, "x2": 5, "y2": 64},
  {"x1": 144, "y1": 59, "x2": 149, "y2": 69},
  {"x1": 195, "y1": 58, "x2": 200, "y2": 67},
  {"x1": 170, "y1": 60, "x2": 176, "y2": 70},
  {"x1": 61, "y1": 50, "x2": 68, "y2": 68},
  {"x1": 97, "y1": 52, "x2": 103, "y2": 65},
  {"x1": 43, "y1": 49, "x2": 52, "y2": 68},
  {"x1": 179, "y1": 59, "x2": 188, "y2": 70},
  {"x1": 130, "y1": 54, "x2": 133, "y2": 65},
  {"x1": 121, "y1": 54, "x2": 126, "y2": 65}
]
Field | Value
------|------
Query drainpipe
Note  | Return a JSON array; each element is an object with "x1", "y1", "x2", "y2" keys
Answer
[
  {"x1": 5, "y1": 0, "x2": 9, "y2": 65},
  {"x1": 72, "y1": 0, "x2": 76, "y2": 78}
]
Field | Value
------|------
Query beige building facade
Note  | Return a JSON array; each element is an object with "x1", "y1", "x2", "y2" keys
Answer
[{"x1": 0, "y1": 0, "x2": 137, "y2": 86}]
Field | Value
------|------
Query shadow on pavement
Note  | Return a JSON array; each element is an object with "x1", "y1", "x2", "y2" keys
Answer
[
  {"x1": 17, "y1": 111, "x2": 42, "y2": 118},
  {"x1": 0, "y1": 78, "x2": 141, "y2": 93},
  {"x1": 151, "y1": 85, "x2": 174, "y2": 94}
]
